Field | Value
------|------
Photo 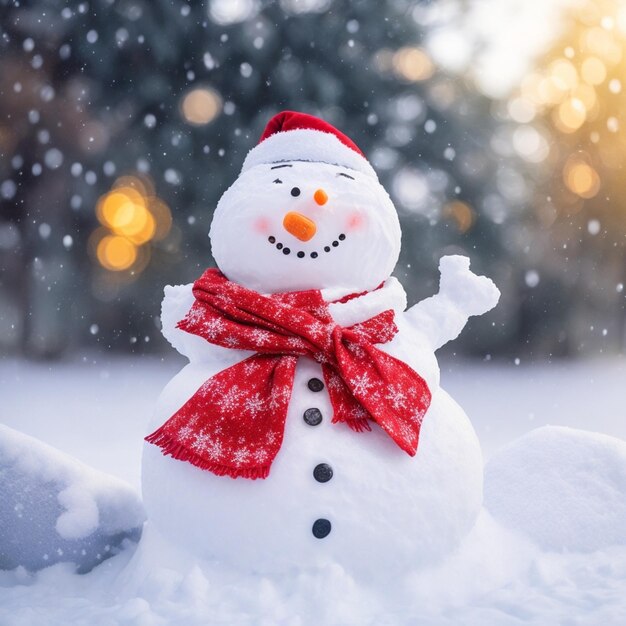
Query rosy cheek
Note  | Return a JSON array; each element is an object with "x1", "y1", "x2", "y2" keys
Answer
[
  {"x1": 346, "y1": 211, "x2": 366, "y2": 231},
  {"x1": 253, "y1": 217, "x2": 271, "y2": 234}
]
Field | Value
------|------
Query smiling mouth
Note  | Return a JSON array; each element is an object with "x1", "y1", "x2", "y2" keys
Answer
[{"x1": 267, "y1": 233, "x2": 347, "y2": 258}]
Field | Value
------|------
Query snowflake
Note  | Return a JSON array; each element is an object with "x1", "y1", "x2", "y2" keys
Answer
[
  {"x1": 250, "y1": 328, "x2": 272, "y2": 346},
  {"x1": 243, "y1": 360, "x2": 261, "y2": 376},
  {"x1": 308, "y1": 321, "x2": 329, "y2": 340},
  {"x1": 231, "y1": 447, "x2": 251, "y2": 466},
  {"x1": 224, "y1": 335, "x2": 241, "y2": 348},
  {"x1": 327, "y1": 374, "x2": 343, "y2": 391},
  {"x1": 191, "y1": 432, "x2": 212, "y2": 453},
  {"x1": 185, "y1": 307, "x2": 204, "y2": 326},
  {"x1": 244, "y1": 392, "x2": 266, "y2": 417},
  {"x1": 269, "y1": 385, "x2": 291, "y2": 410},
  {"x1": 398, "y1": 421, "x2": 417, "y2": 443},
  {"x1": 351, "y1": 372, "x2": 374, "y2": 396},
  {"x1": 313, "y1": 351, "x2": 329, "y2": 364},
  {"x1": 202, "y1": 317, "x2": 226, "y2": 340},
  {"x1": 287, "y1": 336, "x2": 303, "y2": 349},
  {"x1": 252, "y1": 449, "x2": 269, "y2": 463},
  {"x1": 349, "y1": 405, "x2": 368, "y2": 420},
  {"x1": 218, "y1": 385, "x2": 242, "y2": 412},
  {"x1": 349, "y1": 344, "x2": 366, "y2": 359},
  {"x1": 385, "y1": 384, "x2": 408, "y2": 410},
  {"x1": 205, "y1": 439, "x2": 224, "y2": 460},
  {"x1": 177, "y1": 425, "x2": 195, "y2": 442},
  {"x1": 311, "y1": 305, "x2": 328, "y2": 319}
]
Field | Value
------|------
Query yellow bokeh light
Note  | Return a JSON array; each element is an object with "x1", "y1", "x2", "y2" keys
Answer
[
  {"x1": 96, "y1": 235, "x2": 138, "y2": 271},
  {"x1": 538, "y1": 76, "x2": 567, "y2": 106},
  {"x1": 97, "y1": 187, "x2": 155, "y2": 240},
  {"x1": 571, "y1": 83, "x2": 597, "y2": 111},
  {"x1": 549, "y1": 58, "x2": 578, "y2": 91},
  {"x1": 124, "y1": 209, "x2": 156, "y2": 245},
  {"x1": 392, "y1": 47, "x2": 434, "y2": 82},
  {"x1": 607, "y1": 116, "x2": 619, "y2": 133},
  {"x1": 554, "y1": 98, "x2": 587, "y2": 133},
  {"x1": 443, "y1": 201, "x2": 475, "y2": 233},
  {"x1": 582, "y1": 27, "x2": 622, "y2": 63},
  {"x1": 181, "y1": 87, "x2": 222, "y2": 125},
  {"x1": 113, "y1": 174, "x2": 155, "y2": 198},
  {"x1": 563, "y1": 158, "x2": 600, "y2": 199},
  {"x1": 581, "y1": 56, "x2": 606, "y2": 85},
  {"x1": 92, "y1": 172, "x2": 170, "y2": 275}
]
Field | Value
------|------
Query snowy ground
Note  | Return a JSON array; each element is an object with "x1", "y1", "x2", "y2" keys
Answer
[{"x1": 1, "y1": 353, "x2": 625, "y2": 624}]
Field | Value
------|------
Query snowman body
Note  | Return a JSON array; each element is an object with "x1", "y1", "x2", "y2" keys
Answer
[{"x1": 142, "y1": 112, "x2": 499, "y2": 579}]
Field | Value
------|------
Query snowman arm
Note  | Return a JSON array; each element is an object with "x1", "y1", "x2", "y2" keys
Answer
[
  {"x1": 161, "y1": 284, "x2": 226, "y2": 362},
  {"x1": 404, "y1": 255, "x2": 500, "y2": 351}
]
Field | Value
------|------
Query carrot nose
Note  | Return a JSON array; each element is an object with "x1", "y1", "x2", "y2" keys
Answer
[
  {"x1": 314, "y1": 189, "x2": 328, "y2": 206},
  {"x1": 283, "y1": 211, "x2": 317, "y2": 242}
]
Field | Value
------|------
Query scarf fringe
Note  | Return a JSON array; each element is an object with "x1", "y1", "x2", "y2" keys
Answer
[
  {"x1": 145, "y1": 427, "x2": 270, "y2": 480},
  {"x1": 343, "y1": 418, "x2": 372, "y2": 433}
]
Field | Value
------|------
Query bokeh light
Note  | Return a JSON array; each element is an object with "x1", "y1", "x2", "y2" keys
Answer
[
  {"x1": 563, "y1": 157, "x2": 600, "y2": 198},
  {"x1": 392, "y1": 47, "x2": 434, "y2": 82},
  {"x1": 92, "y1": 175, "x2": 172, "y2": 274},
  {"x1": 180, "y1": 87, "x2": 222, "y2": 125},
  {"x1": 96, "y1": 235, "x2": 137, "y2": 271},
  {"x1": 443, "y1": 201, "x2": 475, "y2": 233},
  {"x1": 554, "y1": 97, "x2": 587, "y2": 132},
  {"x1": 581, "y1": 56, "x2": 606, "y2": 84}
]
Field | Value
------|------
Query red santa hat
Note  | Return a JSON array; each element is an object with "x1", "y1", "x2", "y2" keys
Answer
[{"x1": 241, "y1": 110, "x2": 377, "y2": 178}]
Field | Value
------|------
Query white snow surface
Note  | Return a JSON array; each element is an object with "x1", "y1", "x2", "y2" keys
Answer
[
  {"x1": 485, "y1": 425, "x2": 626, "y2": 553},
  {"x1": 1, "y1": 354, "x2": 626, "y2": 624},
  {"x1": 0, "y1": 425, "x2": 143, "y2": 542}
]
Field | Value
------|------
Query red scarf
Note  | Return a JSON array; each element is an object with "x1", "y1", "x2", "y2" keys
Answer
[{"x1": 146, "y1": 269, "x2": 431, "y2": 479}]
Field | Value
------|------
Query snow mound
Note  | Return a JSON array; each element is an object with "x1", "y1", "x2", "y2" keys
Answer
[
  {"x1": 484, "y1": 425, "x2": 626, "y2": 552},
  {"x1": 0, "y1": 425, "x2": 145, "y2": 573}
]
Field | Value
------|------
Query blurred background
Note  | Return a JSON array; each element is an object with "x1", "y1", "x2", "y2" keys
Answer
[{"x1": 1, "y1": 0, "x2": 625, "y2": 361}]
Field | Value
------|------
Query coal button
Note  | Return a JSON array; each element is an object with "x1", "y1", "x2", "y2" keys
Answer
[
  {"x1": 303, "y1": 408, "x2": 323, "y2": 426},
  {"x1": 307, "y1": 377, "x2": 324, "y2": 392},
  {"x1": 313, "y1": 463, "x2": 333, "y2": 483},
  {"x1": 312, "y1": 518, "x2": 331, "y2": 539}
]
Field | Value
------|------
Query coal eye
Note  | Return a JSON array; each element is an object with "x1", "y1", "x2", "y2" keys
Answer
[
  {"x1": 273, "y1": 178, "x2": 282, "y2": 184},
  {"x1": 290, "y1": 187, "x2": 301, "y2": 197},
  {"x1": 338, "y1": 172, "x2": 355, "y2": 180}
]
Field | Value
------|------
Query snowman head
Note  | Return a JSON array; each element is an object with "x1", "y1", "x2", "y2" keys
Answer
[{"x1": 210, "y1": 111, "x2": 401, "y2": 294}]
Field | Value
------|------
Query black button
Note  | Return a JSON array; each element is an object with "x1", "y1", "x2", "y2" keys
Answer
[
  {"x1": 307, "y1": 377, "x2": 324, "y2": 392},
  {"x1": 303, "y1": 408, "x2": 322, "y2": 426},
  {"x1": 312, "y1": 518, "x2": 331, "y2": 539},
  {"x1": 313, "y1": 463, "x2": 333, "y2": 483}
]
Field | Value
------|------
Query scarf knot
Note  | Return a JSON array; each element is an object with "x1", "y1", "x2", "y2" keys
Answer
[{"x1": 146, "y1": 269, "x2": 432, "y2": 479}]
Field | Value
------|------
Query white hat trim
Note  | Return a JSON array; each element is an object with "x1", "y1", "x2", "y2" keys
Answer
[{"x1": 241, "y1": 128, "x2": 377, "y2": 178}]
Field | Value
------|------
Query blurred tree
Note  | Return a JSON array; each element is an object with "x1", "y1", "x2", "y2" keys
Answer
[
  {"x1": 0, "y1": 0, "x2": 516, "y2": 358},
  {"x1": 502, "y1": 0, "x2": 626, "y2": 356}
]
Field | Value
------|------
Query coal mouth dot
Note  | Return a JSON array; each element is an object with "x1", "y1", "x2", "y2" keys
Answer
[{"x1": 268, "y1": 234, "x2": 346, "y2": 259}]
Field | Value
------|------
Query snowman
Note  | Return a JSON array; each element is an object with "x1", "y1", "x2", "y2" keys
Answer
[{"x1": 142, "y1": 111, "x2": 500, "y2": 580}]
